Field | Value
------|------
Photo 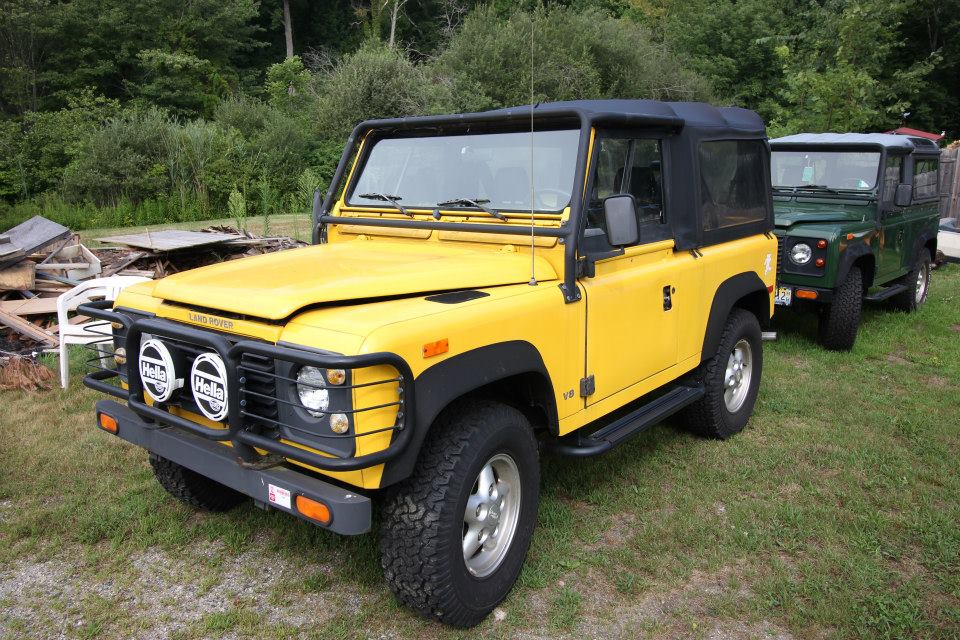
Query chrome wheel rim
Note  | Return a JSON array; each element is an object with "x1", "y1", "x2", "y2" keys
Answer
[
  {"x1": 723, "y1": 339, "x2": 753, "y2": 413},
  {"x1": 462, "y1": 453, "x2": 521, "y2": 578},
  {"x1": 915, "y1": 262, "x2": 929, "y2": 304}
]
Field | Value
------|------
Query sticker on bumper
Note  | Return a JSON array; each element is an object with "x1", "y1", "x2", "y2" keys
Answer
[
  {"x1": 774, "y1": 286, "x2": 792, "y2": 306},
  {"x1": 268, "y1": 484, "x2": 291, "y2": 509}
]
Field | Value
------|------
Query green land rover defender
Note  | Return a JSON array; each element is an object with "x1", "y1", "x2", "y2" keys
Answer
[{"x1": 769, "y1": 133, "x2": 941, "y2": 350}]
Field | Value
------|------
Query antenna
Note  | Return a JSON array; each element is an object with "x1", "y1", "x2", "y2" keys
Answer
[{"x1": 528, "y1": 13, "x2": 537, "y2": 287}]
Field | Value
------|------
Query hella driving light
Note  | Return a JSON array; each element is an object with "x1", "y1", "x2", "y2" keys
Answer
[
  {"x1": 790, "y1": 243, "x2": 812, "y2": 265},
  {"x1": 297, "y1": 366, "x2": 330, "y2": 417}
]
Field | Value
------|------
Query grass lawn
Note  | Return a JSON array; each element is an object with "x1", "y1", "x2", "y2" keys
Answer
[{"x1": 1, "y1": 265, "x2": 958, "y2": 639}]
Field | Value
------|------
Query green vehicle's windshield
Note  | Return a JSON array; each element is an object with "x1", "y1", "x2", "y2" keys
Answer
[
  {"x1": 348, "y1": 129, "x2": 580, "y2": 213},
  {"x1": 771, "y1": 150, "x2": 881, "y2": 191}
]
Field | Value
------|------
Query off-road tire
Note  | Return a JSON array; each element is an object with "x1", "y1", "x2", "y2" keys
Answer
[
  {"x1": 817, "y1": 265, "x2": 862, "y2": 351},
  {"x1": 379, "y1": 401, "x2": 540, "y2": 628},
  {"x1": 892, "y1": 249, "x2": 931, "y2": 313},
  {"x1": 149, "y1": 453, "x2": 246, "y2": 512},
  {"x1": 678, "y1": 308, "x2": 762, "y2": 439}
]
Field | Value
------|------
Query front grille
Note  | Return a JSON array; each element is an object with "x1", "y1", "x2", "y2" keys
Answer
[
  {"x1": 238, "y1": 352, "x2": 279, "y2": 430},
  {"x1": 776, "y1": 235, "x2": 784, "y2": 277}
]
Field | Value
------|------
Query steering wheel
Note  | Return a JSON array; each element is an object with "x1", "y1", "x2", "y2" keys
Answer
[{"x1": 536, "y1": 188, "x2": 572, "y2": 210}]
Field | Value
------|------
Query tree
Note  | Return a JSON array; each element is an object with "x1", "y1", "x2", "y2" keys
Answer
[{"x1": 282, "y1": 0, "x2": 294, "y2": 58}]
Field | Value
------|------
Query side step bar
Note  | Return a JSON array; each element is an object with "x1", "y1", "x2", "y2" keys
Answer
[
  {"x1": 544, "y1": 384, "x2": 705, "y2": 457},
  {"x1": 865, "y1": 283, "x2": 908, "y2": 302}
]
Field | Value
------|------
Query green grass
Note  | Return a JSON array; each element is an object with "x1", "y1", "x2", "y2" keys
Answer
[{"x1": 1, "y1": 266, "x2": 959, "y2": 638}]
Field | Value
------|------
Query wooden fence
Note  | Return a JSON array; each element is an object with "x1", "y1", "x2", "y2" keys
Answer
[{"x1": 941, "y1": 146, "x2": 960, "y2": 220}]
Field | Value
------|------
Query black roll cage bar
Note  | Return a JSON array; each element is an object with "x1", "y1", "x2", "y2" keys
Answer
[{"x1": 312, "y1": 107, "x2": 684, "y2": 303}]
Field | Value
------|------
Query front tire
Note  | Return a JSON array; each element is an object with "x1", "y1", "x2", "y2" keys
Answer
[
  {"x1": 892, "y1": 250, "x2": 931, "y2": 312},
  {"x1": 149, "y1": 453, "x2": 246, "y2": 511},
  {"x1": 817, "y1": 265, "x2": 863, "y2": 351},
  {"x1": 379, "y1": 401, "x2": 540, "y2": 628},
  {"x1": 679, "y1": 308, "x2": 762, "y2": 439}
]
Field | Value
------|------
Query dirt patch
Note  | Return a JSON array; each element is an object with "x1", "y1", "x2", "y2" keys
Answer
[
  {"x1": 923, "y1": 375, "x2": 949, "y2": 388},
  {"x1": 951, "y1": 325, "x2": 960, "y2": 333},
  {"x1": 0, "y1": 541, "x2": 367, "y2": 639},
  {"x1": 885, "y1": 353, "x2": 912, "y2": 365},
  {"x1": 587, "y1": 511, "x2": 638, "y2": 550}
]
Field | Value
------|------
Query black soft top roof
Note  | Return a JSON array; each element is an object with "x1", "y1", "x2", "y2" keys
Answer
[
  {"x1": 355, "y1": 99, "x2": 766, "y2": 137},
  {"x1": 771, "y1": 132, "x2": 941, "y2": 155}
]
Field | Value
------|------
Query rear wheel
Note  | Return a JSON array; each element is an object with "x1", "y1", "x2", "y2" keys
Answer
[
  {"x1": 679, "y1": 308, "x2": 762, "y2": 439},
  {"x1": 149, "y1": 453, "x2": 246, "y2": 511},
  {"x1": 817, "y1": 265, "x2": 862, "y2": 351},
  {"x1": 892, "y1": 250, "x2": 931, "y2": 312},
  {"x1": 379, "y1": 401, "x2": 540, "y2": 628}
]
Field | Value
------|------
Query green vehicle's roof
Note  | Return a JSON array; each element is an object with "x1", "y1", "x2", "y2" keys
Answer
[{"x1": 771, "y1": 132, "x2": 939, "y2": 154}]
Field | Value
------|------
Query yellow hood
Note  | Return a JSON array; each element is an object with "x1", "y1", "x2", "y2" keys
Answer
[{"x1": 150, "y1": 241, "x2": 557, "y2": 320}]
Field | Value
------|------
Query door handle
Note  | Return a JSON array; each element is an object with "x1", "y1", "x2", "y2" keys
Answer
[{"x1": 663, "y1": 285, "x2": 673, "y2": 311}]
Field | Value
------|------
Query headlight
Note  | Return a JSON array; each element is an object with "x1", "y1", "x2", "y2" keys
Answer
[
  {"x1": 296, "y1": 366, "x2": 330, "y2": 417},
  {"x1": 790, "y1": 243, "x2": 812, "y2": 265}
]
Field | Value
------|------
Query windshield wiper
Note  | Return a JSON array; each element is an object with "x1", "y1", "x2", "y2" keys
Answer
[
  {"x1": 780, "y1": 184, "x2": 841, "y2": 194},
  {"x1": 356, "y1": 192, "x2": 413, "y2": 217},
  {"x1": 436, "y1": 197, "x2": 506, "y2": 221}
]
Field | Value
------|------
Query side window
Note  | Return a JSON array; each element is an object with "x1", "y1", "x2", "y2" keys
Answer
[
  {"x1": 699, "y1": 140, "x2": 767, "y2": 231},
  {"x1": 587, "y1": 136, "x2": 664, "y2": 240},
  {"x1": 882, "y1": 156, "x2": 903, "y2": 202},
  {"x1": 912, "y1": 158, "x2": 939, "y2": 201}
]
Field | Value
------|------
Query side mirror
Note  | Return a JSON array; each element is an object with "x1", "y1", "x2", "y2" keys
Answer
[
  {"x1": 894, "y1": 183, "x2": 912, "y2": 207},
  {"x1": 603, "y1": 195, "x2": 639, "y2": 247}
]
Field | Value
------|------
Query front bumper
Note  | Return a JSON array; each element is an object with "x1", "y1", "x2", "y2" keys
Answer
[
  {"x1": 96, "y1": 399, "x2": 372, "y2": 535},
  {"x1": 77, "y1": 300, "x2": 415, "y2": 474},
  {"x1": 774, "y1": 283, "x2": 834, "y2": 305}
]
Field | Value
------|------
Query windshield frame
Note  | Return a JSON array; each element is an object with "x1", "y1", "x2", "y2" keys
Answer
[
  {"x1": 342, "y1": 125, "x2": 582, "y2": 216},
  {"x1": 769, "y1": 144, "x2": 887, "y2": 196}
]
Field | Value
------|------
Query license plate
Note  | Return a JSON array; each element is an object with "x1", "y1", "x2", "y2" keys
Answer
[{"x1": 774, "y1": 286, "x2": 792, "y2": 306}]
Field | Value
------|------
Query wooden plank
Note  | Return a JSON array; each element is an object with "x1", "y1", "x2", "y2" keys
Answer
[
  {"x1": 0, "y1": 216, "x2": 71, "y2": 269},
  {"x1": 0, "y1": 263, "x2": 35, "y2": 291},
  {"x1": 96, "y1": 230, "x2": 244, "y2": 252},
  {"x1": 101, "y1": 251, "x2": 147, "y2": 277},
  {"x1": 0, "y1": 308, "x2": 58, "y2": 346},
  {"x1": 0, "y1": 297, "x2": 59, "y2": 316}
]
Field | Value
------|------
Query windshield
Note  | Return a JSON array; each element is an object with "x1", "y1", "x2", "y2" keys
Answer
[
  {"x1": 771, "y1": 150, "x2": 881, "y2": 191},
  {"x1": 348, "y1": 129, "x2": 580, "y2": 213}
]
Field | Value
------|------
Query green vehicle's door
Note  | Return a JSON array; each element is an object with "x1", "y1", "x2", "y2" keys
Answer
[
  {"x1": 902, "y1": 157, "x2": 940, "y2": 267},
  {"x1": 876, "y1": 156, "x2": 907, "y2": 283}
]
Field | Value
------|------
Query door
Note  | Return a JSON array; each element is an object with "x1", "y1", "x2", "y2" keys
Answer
[
  {"x1": 579, "y1": 134, "x2": 685, "y2": 405},
  {"x1": 877, "y1": 155, "x2": 907, "y2": 282}
]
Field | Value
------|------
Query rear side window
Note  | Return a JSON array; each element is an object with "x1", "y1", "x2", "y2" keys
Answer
[
  {"x1": 912, "y1": 158, "x2": 939, "y2": 201},
  {"x1": 699, "y1": 140, "x2": 767, "y2": 231}
]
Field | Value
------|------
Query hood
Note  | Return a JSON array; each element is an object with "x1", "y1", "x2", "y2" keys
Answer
[
  {"x1": 774, "y1": 201, "x2": 868, "y2": 229},
  {"x1": 150, "y1": 241, "x2": 557, "y2": 320}
]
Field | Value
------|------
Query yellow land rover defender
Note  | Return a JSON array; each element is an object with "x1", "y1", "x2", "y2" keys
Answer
[{"x1": 82, "y1": 100, "x2": 777, "y2": 627}]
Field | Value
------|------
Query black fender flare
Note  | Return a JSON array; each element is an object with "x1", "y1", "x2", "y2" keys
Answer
[
  {"x1": 837, "y1": 241, "x2": 875, "y2": 288},
  {"x1": 701, "y1": 272, "x2": 768, "y2": 362},
  {"x1": 379, "y1": 340, "x2": 555, "y2": 486}
]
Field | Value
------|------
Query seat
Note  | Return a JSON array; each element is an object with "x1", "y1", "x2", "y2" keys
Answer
[{"x1": 57, "y1": 275, "x2": 151, "y2": 388}]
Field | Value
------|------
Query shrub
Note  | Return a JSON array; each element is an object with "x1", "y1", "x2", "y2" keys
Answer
[
  {"x1": 437, "y1": 6, "x2": 712, "y2": 108},
  {"x1": 310, "y1": 41, "x2": 451, "y2": 137}
]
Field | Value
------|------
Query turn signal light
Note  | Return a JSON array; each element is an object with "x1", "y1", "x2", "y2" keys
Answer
[
  {"x1": 296, "y1": 495, "x2": 331, "y2": 525},
  {"x1": 97, "y1": 412, "x2": 118, "y2": 434},
  {"x1": 815, "y1": 258, "x2": 825, "y2": 267},
  {"x1": 817, "y1": 240, "x2": 828, "y2": 249},
  {"x1": 795, "y1": 289, "x2": 818, "y2": 300},
  {"x1": 422, "y1": 338, "x2": 449, "y2": 358},
  {"x1": 847, "y1": 233, "x2": 855, "y2": 240}
]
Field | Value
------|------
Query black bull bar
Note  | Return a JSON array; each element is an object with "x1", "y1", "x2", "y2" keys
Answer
[{"x1": 77, "y1": 300, "x2": 415, "y2": 472}]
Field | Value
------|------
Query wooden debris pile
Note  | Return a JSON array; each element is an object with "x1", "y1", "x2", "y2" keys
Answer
[{"x1": 1, "y1": 217, "x2": 306, "y2": 360}]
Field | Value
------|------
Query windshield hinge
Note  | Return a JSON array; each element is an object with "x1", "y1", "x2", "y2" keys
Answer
[{"x1": 579, "y1": 375, "x2": 595, "y2": 398}]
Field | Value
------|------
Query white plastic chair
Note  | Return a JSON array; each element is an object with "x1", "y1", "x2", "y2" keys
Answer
[{"x1": 57, "y1": 275, "x2": 151, "y2": 388}]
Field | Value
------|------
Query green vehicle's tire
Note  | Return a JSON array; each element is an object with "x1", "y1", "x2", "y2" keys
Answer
[
  {"x1": 379, "y1": 401, "x2": 539, "y2": 628},
  {"x1": 817, "y1": 265, "x2": 862, "y2": 351},
  {"x1": 149, "y1": 453, "x2": 246, "y2": 512},
  {"x1": 678, "y1": 308, "x2": 762, "y2": 439},
  {"x1": 892, "y1": 250, "x2": 931, "y2": 313}
]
